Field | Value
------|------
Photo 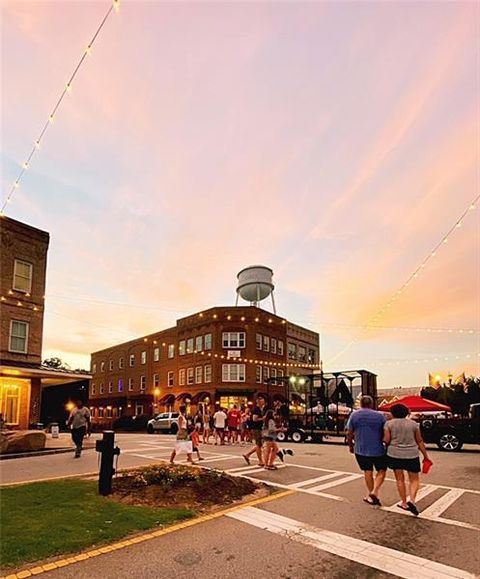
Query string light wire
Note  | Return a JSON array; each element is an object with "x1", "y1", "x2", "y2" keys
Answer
[
  {"x1": 326, "y1": 193, "x2": 480, "y2": 366},
  {"x1": 1, "y1": 0, "x2": 120, "y2": 214}
]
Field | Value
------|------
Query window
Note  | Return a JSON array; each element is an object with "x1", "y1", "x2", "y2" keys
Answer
[
  {"x1": 119, "y1": 357, "x2": 124, "y2": 369},
  {"x1": 128, "y1": 378, "x2": 134, "y2": 391},
  {"x1": 298, "y1": 346, "x2": 306, "y2": 362},
  {"x1": 263, "y1": 367, "x2": 269, "y2": 383},
  {"x1": 195, "y1": 366, "x2": 202, "y2": 384},
  {"x1": 263, "y1": 335, "x2": 270, "y2": 352},
  {"x1": 187, "y1": 338, "x2": 194, "y2": 354},
  {"x1": 222, "y1": 332, "x2": 246, "y2": 348},
  {"x1": 135, "y1": 404, "x2": 144, "y2": 416},
  {"x1": 187, "y1": 368, "x2": 194, "y2": 385},
  {"x1": 278, "y1": 340, "x2": 284, "y2": 356},
  {"x1": 179, "y1": 369, "x2": 186, "y2": 386},
  {"x1": 271, "y1": 368, "x2": 277, "y2": 384},
  {"x1": 106, "y1": 407, "x2": 112, "y2": 418},
  {"x1": 179, "y1": 340, "x2": 186, "y2": 356},
  {"x1": 168, "y1": 344, "x2": 175, "y2": 359},
  {"x1": 100, "y1": 361, "x2": 105, "y2": 372},
  {"x1": 92, "y1": 362, "x2": 97, "y2": 374},
  {"x1": 288, "y1": 342, "x2": 297, "y2": 360},
  {"x1": 13, "y1": 259, "x2": 32, "y2": 293},
  {"x1": 195, "y1": 336, "x2": 203, "y2": 352},
  {"x1": 278, "y1": 369, "x2": 284, "y2": 378},
  {"x1": 204, "y1": 334, "x2": 212, "y2": 350},
  {"x1": 167, "y1": 371, "x2": 174, "y2": 387},
  {"x1": 271, "y1": 338, "x2": 277, "y2": 354},
  {"x1": 109, "y1": 360, "x2": 113, "y2": 371},
  {"x1": 108, "y1": 381, "x2": 113, "y2": 393},
  {"x1": 118, "y1": 378, "x2": 124, "y2": 392},
  {"x1": 9, "y1": 321, "x2": 28, "y2": 353},
  {"x1": 98, "y1": 407, "x2": 104, "y2": 418},
  {"x1": 153, "y1": 374, "x2": 159, "y2": 387},
  {"x1": 222, "y1": 364, "x2": 246, "y2": 382},
  {"x1": 204, "y1": 365, "x2": 212, "y2": 383},
  {"x1": 91, "y1": 383, "x2": 96, "y2": 395},
  {"x1": 140, "y1": 375, "x2": 146, "y2": 391},
  {"x1": 129, "y1": 354, "x2": 135, "y2": 367},
  {"x1": 256, "y1": 365, "x2": 262, "y2": 383},
  {"x1": 154, "y1": 347, "x2": 160, "y2": 362},
  {"x1": 308, "y1": 349, "x2": 316, "y2": 364},
  {"x1": 99, "y1": 383, "x2": 104, "y2": 394},
  {"x1": 141, "y1": 351, "x2": 147, "y2": 364},
  {"x1": 256, "y1": 333, "x2": 262, "y2": 350},
  {"x1": 1, "y1": 385, "x2": 20, "y2": 425}
]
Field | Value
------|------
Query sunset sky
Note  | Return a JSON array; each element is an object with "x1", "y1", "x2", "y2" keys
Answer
[{"x1": 2, "y1": 1, "x2": 478, "y2": 388}]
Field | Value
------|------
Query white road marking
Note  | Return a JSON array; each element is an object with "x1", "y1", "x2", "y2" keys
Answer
[
  {"x1": 421, "y1": 489, "x2": 465, "y2": 518},
  {"x1": 227, "y1": 507, "x2": 476, "y2": 579},
  {"x1": 383, "y1": 484, "x2": 437, "y2": 513},
  {"x1": 309, "y1": 473, "x2": 361, "y2": 492},
  {"x1": 237, "y1": 475, "x2": 346, "y2": 502},
  {"x1": 290, "y1": 472, "x2": 345, "y2": 489}
]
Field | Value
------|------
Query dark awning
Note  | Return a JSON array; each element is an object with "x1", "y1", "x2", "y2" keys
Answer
[
  {"x1": 176, "y1": 392, "x2": 192, "y2": 402},
  {"x1": 191, "y1": 391, "x2": 211, "y2": 404},
  {"x1": 158, "y1": 394, "x2": 175, "y2": 405}
]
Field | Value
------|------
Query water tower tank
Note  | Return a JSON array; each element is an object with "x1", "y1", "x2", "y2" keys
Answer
[{"x1": 236, "y1": 266, "x2": 276, "y2": 312}]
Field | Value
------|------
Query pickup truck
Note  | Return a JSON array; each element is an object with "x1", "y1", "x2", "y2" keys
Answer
[{"x1": 419, "y1": 403, "x2": 480, "y2": 451}]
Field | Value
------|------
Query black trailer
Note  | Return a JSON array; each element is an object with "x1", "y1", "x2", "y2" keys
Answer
[{"x1": 265, "y1": 370, "x2": 377, "y2": 443}]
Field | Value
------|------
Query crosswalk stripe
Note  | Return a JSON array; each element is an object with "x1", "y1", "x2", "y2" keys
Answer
[
  {"x1": 383, "y1": 484, "x2": 436, "y2": 512},
  {"x1": 308, "y1": 473, "x2": 361, "y2": 492},
  {"x1": 420, "y1": 489, "x2": 465, "y2": 518},
  {"x1": 228, "y1": 507, "x2": 476, "y2": 579},
  {"x1": 290, "y1": 472, "x2": 345, "y2": 489}
]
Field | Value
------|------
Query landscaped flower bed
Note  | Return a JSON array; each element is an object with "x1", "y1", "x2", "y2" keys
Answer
[{"x1": 112, "y1": 464, "x2": 267, "y2": 511}]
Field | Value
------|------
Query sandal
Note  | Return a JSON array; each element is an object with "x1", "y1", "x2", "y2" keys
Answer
[
  {"x1": 397, "y1": 504, "x2": 410, "y2": 511},
  {"x1": 369, "y1": 494, "x2": 382, "y2": 506},
  {"x1": 242, "y1": 455, "x2": 250, "y2": 465},
  {"x1": 363, "y1": 497, "x2": 375, "y2": 505},
  {"x1": 407, "y1": 501, "x2": 419, "y2": 516}
]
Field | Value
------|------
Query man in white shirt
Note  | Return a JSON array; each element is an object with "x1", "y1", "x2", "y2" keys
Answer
[
  {"x1": 213, "y1": 407, "x2": 227, "y2": 445},
  {"x1": 67, "y1": 399, "x2": 91, "y2": 458}
]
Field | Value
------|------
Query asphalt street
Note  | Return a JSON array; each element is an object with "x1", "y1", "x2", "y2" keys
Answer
[{"x1": 2, "y1": 433, "x2": 479, "y2": 578}]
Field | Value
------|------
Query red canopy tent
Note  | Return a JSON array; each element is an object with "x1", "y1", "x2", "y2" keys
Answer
[{"x1": 380, "y1": 395, "x2": 450, "y2": 413}]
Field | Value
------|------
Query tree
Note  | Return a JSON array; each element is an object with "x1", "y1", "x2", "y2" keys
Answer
[
  {"x1": 466, "y1": 376, "x2": 480, "y2": 406},
  {"x1": 43, "y1": 357, "x2": 71, "y2": 370}
]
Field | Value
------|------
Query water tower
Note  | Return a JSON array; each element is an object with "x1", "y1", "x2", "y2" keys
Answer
[{"x1": 235, "y1": 265, "x2": 276, "y2": 313}]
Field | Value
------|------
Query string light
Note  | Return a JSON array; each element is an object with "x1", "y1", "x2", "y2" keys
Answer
[
  {"x1": 0, "y1": 0, "x2": 119, "y2": 214},
  {"x1": 327, "y1": 192, "x2": 480, "y2": 365}
]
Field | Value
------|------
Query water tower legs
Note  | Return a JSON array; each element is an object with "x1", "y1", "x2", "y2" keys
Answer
[{"x1": 271, "y1": 290, "x2": 277, "y2": 314}]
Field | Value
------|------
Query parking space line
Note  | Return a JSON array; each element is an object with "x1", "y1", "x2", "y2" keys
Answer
[
  {"x1": 290, "y1": 472, "x2": 345, "y2": 489},
  {"x1": 421, "y1": 489, "x2": 465, "y2": 518},
  {"x1": 228, "y1": 507, "x2": 476, "y2": 579}
]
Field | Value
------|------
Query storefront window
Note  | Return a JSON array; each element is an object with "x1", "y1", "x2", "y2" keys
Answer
[{"x1": 1, "y1": 384, "x2": 20, "y2": 425}]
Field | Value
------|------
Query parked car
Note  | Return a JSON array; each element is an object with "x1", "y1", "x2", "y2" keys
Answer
[
  {"x1": 420, "y1": 403, "x2": 480, "y2": 451},
  {"x1": 147, "y1": 412, "x2": 179, "y2": 434},
  {"x1": 112, "y1": 414, "x2": 150, "y2": 432}
]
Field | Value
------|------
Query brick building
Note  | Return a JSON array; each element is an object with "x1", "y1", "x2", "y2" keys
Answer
[
  {"x1": 0, "y1": 216, "x2": 89, "y2": 429},
  {"x1": 90, "y1": 306, "x2": 320, "y2": 423}
]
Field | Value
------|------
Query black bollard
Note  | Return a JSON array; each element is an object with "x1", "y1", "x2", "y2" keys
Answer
[{"x1": 95, "y1": 430, "x2": 120, "y2": 496}]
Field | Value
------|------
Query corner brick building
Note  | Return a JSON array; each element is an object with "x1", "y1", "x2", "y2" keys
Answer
[
  {"x1": 0, "y1": 216, "x2": 90, "y2": 429},
  {"x1": 90, "y1": 306, "x2": 320, "y2": 425}
]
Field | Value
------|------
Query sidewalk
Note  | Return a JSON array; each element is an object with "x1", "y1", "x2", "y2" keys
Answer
[{"x1": 0, "y1": 433, "x2": 96, "y2": 461}]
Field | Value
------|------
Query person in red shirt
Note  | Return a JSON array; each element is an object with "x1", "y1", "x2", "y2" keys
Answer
[{"x1": 227, "y1": 405, "x2": 241, "y2": 444}]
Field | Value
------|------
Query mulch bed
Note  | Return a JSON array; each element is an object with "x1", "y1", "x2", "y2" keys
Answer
[{"x1": 111, "y1": 464, "x2": 269, "y2": 512}]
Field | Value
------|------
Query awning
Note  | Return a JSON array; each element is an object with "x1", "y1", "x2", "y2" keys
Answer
[
  {"x1": 158, "y1": 394, "x2": 175, "y2": 405},
  {"x1": 380, "y1": 395, "x2": 451, "y2": 413},
  {"x1": 176, "y1": 392, "x2": 192, "y2": 402},
  {"x1": 191, "y1": 391, "x2": 211, "y2": 404}
]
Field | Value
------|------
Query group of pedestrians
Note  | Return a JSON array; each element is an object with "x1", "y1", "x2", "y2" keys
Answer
[{"x1": 347, "y1": 395, "x2": 431, "y2": 515}]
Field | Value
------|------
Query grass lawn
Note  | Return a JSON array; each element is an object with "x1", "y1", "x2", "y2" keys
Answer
[{"x1": 0, "y1": 479, "x2": 193, "y2": 569}]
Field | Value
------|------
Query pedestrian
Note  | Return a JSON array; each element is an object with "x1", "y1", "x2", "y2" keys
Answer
[
  {"x1": 190, "y1": 427, "x2": 204, "y2": 461},
  {"x1": 241, "y1": 405, "x2": 251, "y2": 444},
  {"x1": 346, "y1": 395, "x2": 387, "y2": 505},
  {"x1": 262, "y1": 409, "x2": 279, "y2": 469},
  {"x1": 242, "y1": 395, "x2": 267, "y2": 466},
  {"x1": 227, "y1": 404, "x2": 241, "y2": 444},
  {"x1": 170, "y1": 405, "x2": 194, "y2": 464},
  {"x1": 202, "y1": 410, "x2": 211, "y2": 444},
  {"x1": 213, "y1": 406, "x2": 227, "y2": 445},
  {"x1": 384, "y1": 403, "x2": 431, "y2": 516},
  {"x1": 67, "y1": 399, "x2": 91, "y2": 458}
]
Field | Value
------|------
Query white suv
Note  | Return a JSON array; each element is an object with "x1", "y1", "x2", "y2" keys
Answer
[{"x1": 147, "y1": 412, "x2": 179, "y2": 434}]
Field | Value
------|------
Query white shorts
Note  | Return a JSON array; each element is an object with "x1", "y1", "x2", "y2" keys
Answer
[{"x1": 175, "y1": 440, "x2": 193, "y2": 454}]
